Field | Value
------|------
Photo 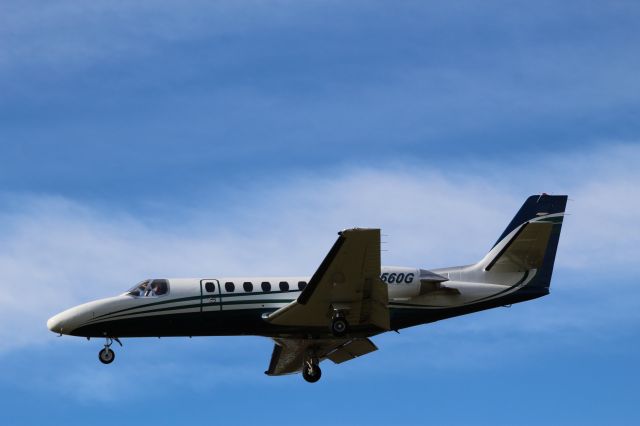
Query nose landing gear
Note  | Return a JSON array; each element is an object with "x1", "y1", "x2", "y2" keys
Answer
[
  {"x1": 98, "y1": 337, "x2": 122, "y2": 365},
  {"x1": 99, "y1": 347, "x2": 115, "y2": 364}
]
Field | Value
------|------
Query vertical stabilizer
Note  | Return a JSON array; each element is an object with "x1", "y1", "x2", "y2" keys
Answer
[{"x1": 483, "y1": 194, "x2": 567, "y2": 292}]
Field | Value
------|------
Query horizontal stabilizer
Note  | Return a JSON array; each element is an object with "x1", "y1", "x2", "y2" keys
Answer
[{"x1": 418, "y1": 269, "x2": 448, "y2": 283}]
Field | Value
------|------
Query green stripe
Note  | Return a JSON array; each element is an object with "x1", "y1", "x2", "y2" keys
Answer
[
  {"x1": 85, "y1": 298, "x2": 293, "y2": 325},
  {"x1": 93, "y1": 290, "x2": 299, "y2": 321},
  {"x1": 220, "y1": 299, "x2": 292, "y2": 306},
  {"x1": 92, "y1": 295, "x2": 202, "y2": 320},
  {"x1": 536, "y1": 217, "x2": 563, "y2": 224},
  {"x1": 88, "y1": 302, "x2": 204, "y2": 323}
]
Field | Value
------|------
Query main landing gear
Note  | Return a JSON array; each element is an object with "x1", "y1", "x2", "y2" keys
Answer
[
  {"x1": 330, "y1": 312, "x2": 349, "y2": 337},
  {"x1": 302, "y1": 357, "x2": 322, "y2": 383},
  {"x1": 98, "y1": 337, "x2": 122, "y2": 365}
]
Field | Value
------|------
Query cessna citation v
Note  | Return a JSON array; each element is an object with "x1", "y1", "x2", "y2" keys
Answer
[{"x1": 47, "y1": 194, "x2": 567, "y2": 383}]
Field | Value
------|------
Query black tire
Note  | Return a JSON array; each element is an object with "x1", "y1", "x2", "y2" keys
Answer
[
  {"x1": 331, "y1": 317, "x2": 348, "y2": 337},
  {"x1": 99, "y1": 348, "x2": 115, "y2": 364},
  {"x1": 302, "y1": 364, "x2": 322, "y2": 383}
]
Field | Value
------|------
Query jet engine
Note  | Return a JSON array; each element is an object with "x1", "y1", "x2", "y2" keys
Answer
[{"x1": 382, "y1": 267, "x2": 457, "y2": 300}]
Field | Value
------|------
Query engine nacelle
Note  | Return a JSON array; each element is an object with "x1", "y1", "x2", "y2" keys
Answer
[
  {"x1": 381, "y1": 267, "x2": 422, "y2": 299},
  {"x1": 382, "y1": 266, "x2": 452, "y2": 300}
]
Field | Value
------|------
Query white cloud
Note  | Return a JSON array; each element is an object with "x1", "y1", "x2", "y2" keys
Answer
[{"x1": 0, "y1": 143, "x2": 638, "y2": 354}]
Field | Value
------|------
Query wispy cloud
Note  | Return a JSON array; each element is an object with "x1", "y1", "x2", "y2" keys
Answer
[
  {"x1": 0, "y1": 143, "x2": 638, "y2": 355},
  {"x1": 3, "y1": 0, "x2": 638, "y2": 123}
]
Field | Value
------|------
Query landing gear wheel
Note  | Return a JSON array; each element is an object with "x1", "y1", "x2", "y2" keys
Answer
[
  {"x1": 302, "y1": 363, "x2": 322, "y2": 383},
  {"x1": 331, "y1": 317, "x2": 349, "y2": 337},
  {"x1": 99, "y1": 348, "x2": 115, "y2": 364}
]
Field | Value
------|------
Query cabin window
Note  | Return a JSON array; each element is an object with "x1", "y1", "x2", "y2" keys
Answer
[
  {"x1": 298, "y1": 281, "x2": 307, "y2": 290},
  {"x1": 127, "y1": 279, "x2": 169, "y2": 297},
  {"x1": 279, "y1": 281, "x2": 289, "y2": 291},
  {"x1": 205, "y1": 282, "x2": 216, "y2": 293},
  {"x1": 261, "y1": 281, "x2": 271, "y2": 292},
  {"x1": 243, "y1": 281, "x2": 253, "y2": 292},
  {"x1": 225, "y1": 282, "x2": 235, "y2": 292}
]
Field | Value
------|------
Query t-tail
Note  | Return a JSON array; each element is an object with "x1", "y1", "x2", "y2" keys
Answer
[{"x1": 475, "y1": 194, "x2": 568, "y2": 297}]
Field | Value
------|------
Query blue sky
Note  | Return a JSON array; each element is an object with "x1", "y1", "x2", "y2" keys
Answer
[{"x1": 1, "y1": 1, "x2": 639, "y2": 425}]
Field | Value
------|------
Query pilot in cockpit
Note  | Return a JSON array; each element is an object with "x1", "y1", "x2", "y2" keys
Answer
[
  {"x1": 151, "y1": 280, "x2": 168, "y2": 296},
  {"x1": 144, "y1": 281, "x2": 154, "y2": 297},
  {"x1": 128, "y1": 280, "x2": 147, "y2": 297},
  {"x1": 127, "y1": 279, "x2": 168, "y2": 297}
]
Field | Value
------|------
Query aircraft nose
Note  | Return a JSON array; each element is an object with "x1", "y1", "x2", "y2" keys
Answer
[{"x1": 47, "y1": 313, "x2": 65, "y2": 334}]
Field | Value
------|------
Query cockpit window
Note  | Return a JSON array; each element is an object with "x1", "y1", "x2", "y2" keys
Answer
[{"x1": 127, "y1": 279, "x2": 169, "y2": 297}]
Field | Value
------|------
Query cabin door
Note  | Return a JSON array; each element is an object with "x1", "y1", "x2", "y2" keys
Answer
[{"x1": 200, "y1": 279, "x2": 222, "y2": 313}]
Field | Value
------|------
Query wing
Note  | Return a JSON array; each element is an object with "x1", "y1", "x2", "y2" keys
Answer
[
  {"x1": 264, "y1": 228, "x2": 390, "y2": 331},
  {"x1": 265, "y1": 337, "x2": 378, "y2": 376}
]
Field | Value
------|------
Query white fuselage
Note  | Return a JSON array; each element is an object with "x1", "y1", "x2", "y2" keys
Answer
[{"x1": 47, "y1": 265, "x2": 526, "y2": 338}]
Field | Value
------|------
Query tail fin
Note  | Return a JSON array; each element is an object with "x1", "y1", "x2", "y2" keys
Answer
[
  {"x1": 492, "y1": 194, "x2": 567, "y2": 249},
  {"x1": 481, "y1": 194, "x2": 567, "y2": 291}
]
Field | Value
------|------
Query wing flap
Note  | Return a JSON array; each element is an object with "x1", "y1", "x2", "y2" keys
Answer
[
  {"x1": 326, "y1": 338, "x2": 378, "y2": 364},
  {"x1": 265, "y1": 337, "x2": 377, "y2": 376},
  {"x1": 265, "y1": 338, "x2": 309, "y2": 376}
]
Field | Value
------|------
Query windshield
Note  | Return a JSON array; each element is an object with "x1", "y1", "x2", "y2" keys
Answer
[{"x1": 127, "y1": 279, "x2": 169, "y2": 297}]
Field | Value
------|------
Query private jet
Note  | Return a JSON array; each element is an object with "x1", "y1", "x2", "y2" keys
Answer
[{"x1": 47, "y1": 194, "x2": 567, "y2": 382}]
